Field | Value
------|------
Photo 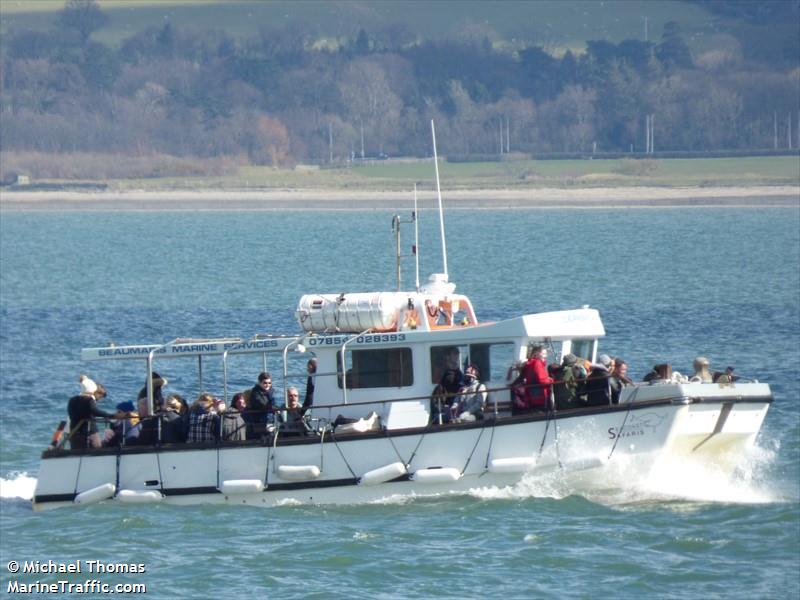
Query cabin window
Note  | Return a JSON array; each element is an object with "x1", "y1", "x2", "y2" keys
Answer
[
  {"x1": 570, "y1": 339, "x2": 595, "y2": 362},
  {"x1": 337, "y1": 348, "x2": 413, "y2": 389},
  {"x1": 469, "y1": 342, "x2": 515, "y2": 382},
  {"x1": 430, "y1": 342, "x2": 514, "y2": 384},
  {"x1": 430, "y1": 345, "x2": 466, "y2": 384}
]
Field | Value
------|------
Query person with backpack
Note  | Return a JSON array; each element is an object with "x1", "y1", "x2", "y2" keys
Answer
[
  {"x1": 585, "y1": 354, "x2": 614, "y2": 406},
  {"x1": 552, "y1": 353, "x2": 587, "y2": 410}
]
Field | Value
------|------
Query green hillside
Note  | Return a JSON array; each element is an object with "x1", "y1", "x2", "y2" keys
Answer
[
  {"x1": 2, "y1": 0, "x2": 796, "y2": 181},
  {"x1": 0, "y1": 0, "x2": 730, "y2": 53}
]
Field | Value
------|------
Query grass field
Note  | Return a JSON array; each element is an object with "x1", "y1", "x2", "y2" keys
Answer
[
  {"x1": 106, "y1": 156, "x2": 800, "y2": 192},
  {"x1": 0, "y1": 0, "x2": 723, "y2": 53}
]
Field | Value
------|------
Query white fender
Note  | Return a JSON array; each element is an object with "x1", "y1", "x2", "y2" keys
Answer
[
  {"x1": 276, "y1": 465, "x2": 321, "y2": 481},
  {"x1": 411, "y1": 467, "x2": 461, "y2": 483},
  {"x1": 220, "y1": 479, "x2": 264, "y2": 495},
  {"x1": 116, "y1": 489, "x2": 164, "y2": 504},
  {"x1": 359, "y1": 462, "x2": 407, "y2": 486},
  {"x1": 74, "y1": 483, "x2": 115, "y2": 505},
  {"x1": 488, "y1": 457, "x2": 536, "y2": 474}
]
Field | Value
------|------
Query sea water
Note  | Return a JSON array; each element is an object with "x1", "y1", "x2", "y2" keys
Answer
[{"x1": 0, "y1": 206, "x2": 798, "y2": 599}]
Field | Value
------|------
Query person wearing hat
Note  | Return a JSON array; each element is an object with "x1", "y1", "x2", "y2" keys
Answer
[
  {"x1": 713, "y1": 366, "x2": 737, "y2": 384},
  {"x1": 552, "y1": 353, "x2": 586, "y2": 410},
  {"x1": 67, "y1": 375, "x2": 123, "y2": 449},
  {"x1": 451, "y1": 364, "x2": 488, "y2": 422},
  {"x1": 585, "y1": 354, "x2": 614, "y2": 407},
  {"x1": 137, "y1": 372, "x2": 169, "y2": 416},
  {"x1": 690, "y1": 357, "x2": 713, "y2": 383},
  {"x1": 159, "y1": 395, "x2": 188, "y2": 444},
  {"x1": 102, "y1": 401, "x2": 140, "y2": 447}
]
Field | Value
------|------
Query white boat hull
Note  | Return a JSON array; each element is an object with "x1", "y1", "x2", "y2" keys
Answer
[{"x1": 33, "y1": 383, "x2": 771, "y2": 511}]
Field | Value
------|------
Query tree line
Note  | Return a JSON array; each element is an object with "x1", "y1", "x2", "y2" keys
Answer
[{"x1": 1, "y1": 0, "x2": 797, "y2": 178}]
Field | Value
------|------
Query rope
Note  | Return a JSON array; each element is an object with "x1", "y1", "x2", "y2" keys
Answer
[
  {"x1": 537, "y1": 412, "x2": 552, "y2": 460},
  {"x1": 460, "y1": 421, "x2": 487, "y2": 475},
  {"x1": 113, "y1": 447, "x2": 121, "y2": 497},
  {"x1": 483, "y1": 418, "x2": 497, "y2": 471},
  {"x1": 263, "y1": 445, "x2": 271, "y2": 490},
  {"x1": 383, "y1": 427, "x2": 408, "y2": 468},
  {"x1": 329, "y1": 431, "x2": 358, "y2": 479},
  {"x1": 155, "y1": 448, "x2": 165, "y2": 495},
  {"x1": 318, "y1": 427, "x2": 326, "y2": 473},
  {"x1": 544, "y1": 387, "x2": 564, "y2": 469},
  {"x1": 607, "y1": 385, "x2": 640, "y2": 460},
  {"x1": 73, "y1": 454, "x2": 84, "y2": 497},
  {"x1": 215, "y1": 444, "x2": 221, "y2": 490},
  {"x1": 271, "y1": 428, "x2": 280, "y2": 475},
  {"x1": 406, "y1": 424, "x2": 431, "y2": 469},
  {"x1": 550, "y1": 408, "x2": 563, "y2": 470}
]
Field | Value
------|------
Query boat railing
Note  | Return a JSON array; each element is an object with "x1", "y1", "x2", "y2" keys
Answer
[{"x1": 50, "y1": 371, "x2": 761, "y2": 454}]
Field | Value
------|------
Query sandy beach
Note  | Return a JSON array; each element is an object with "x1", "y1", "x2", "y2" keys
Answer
[{"x1": 1, "y1": 185, "x2": 798, "y2": 210}]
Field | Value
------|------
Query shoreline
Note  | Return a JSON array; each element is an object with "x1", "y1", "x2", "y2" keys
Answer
[{"x1": 1, "y1": 185, "x2": 798, "y2": 211}]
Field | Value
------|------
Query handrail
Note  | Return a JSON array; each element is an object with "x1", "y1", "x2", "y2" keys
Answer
[
  {"x1": 282, "y1": 335, "x2": 309, "y2": 404},
  {"x1": 222, "y1": 338, "x2": 249, "y2": 403},
  {"x1": 147, "y1": 338, "x2": 180, "y2": 415},
  {"x1": 339, "y1": 328, "x2": 372, "y2": 405}
]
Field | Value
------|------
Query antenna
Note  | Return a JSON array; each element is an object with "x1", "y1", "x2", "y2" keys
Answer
[
  {"x1": 431, "y1": 120, "x2": 448, "y2": 279},
  {"x1": 413, "y1": 183, "x2": 420, "y2": 291}
]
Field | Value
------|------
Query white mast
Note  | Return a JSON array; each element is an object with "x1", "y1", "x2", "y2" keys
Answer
[
  {"x1": 431, "y1": 120, "x2": 448, "y2": 279},
  {"x1": 413, "y1": 183, "x2": 420, "y2": 291}
]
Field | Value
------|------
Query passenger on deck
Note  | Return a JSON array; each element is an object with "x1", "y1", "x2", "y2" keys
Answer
[
  {"x1": 136, "y1": 372, "x2": 169, "y2": 415},
  {"x1": 643, "y1": 363, "x2": 672, "y2": 383},
  {"x1": 187, "y1": 394, "x2": 218, "y2": 443},
  {"x1": 506, "y1": 361, "x2": 528, "y2": 415},
  {"x1": 218, "y1": 399, "x2": 246, "y2": 442},
  {"x1": 281, "y1": 387, "x2": 309, "y2": 436},
  {"x1": 247, "y1": 372, "x2": 276, "y2": 436},
  {"x1": 136, "y1": 396, "x2": 159, "y2": 445},
  {"x1": 93, "y1": 383, "x2": 107, "y2": 403},
  {"x1": 689, "y1": 357, "x2": 713, "y2": 383},
  {"x1": 451, "y1": 364, "x2": 488, "y2": 422},
  {"x1": 102, "y1": 401, "x2": 140, "y2": 447},
  {"x1": 522, "y1": 345, "x2": 554, "y2": 411},
  {"x1": 585, "y1": 354, "x2": 614, "y2": 406},
  {"x1": 429, "y1": 347, "x2": 464, "y2": 424},
  {"x1": 434, "y1": 346, "x2": 464, "y2": 390},
  {"x1": 159, "y1": 396, "x2": 187, "y2": 443},
  {"x1": 430, "y1": 368, "x2": 463, "y2": 424},
  {"x1": 67, "y1": 375, "x2": 122, "y2": 449},
  {"x1": 231, "y1": 392, "x2": 247, "y2": 413},
  {"x1": 713, "y1": 366, "x2": 737, "y2": 383},
  {"x1": 552, "y1": 353, "x2": 586, "y2": 410},
  {"x1": 610, "y1": 358, "x2": 632, "y2": 404},
  {"x1": 302, "y1": 358, "x2": 317, "y2": 416}
]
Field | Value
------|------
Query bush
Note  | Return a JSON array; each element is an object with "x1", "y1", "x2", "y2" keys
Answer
[
  {"x1": 614, "y1": 158, "x2": 659, "y2": 176},
  {"x1": 0, "y1": 152, "x2": 241, "y2": 180}
]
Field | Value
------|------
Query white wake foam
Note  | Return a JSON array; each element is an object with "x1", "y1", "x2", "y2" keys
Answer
[
  {"x1": 466, "y1": 440, "x2": 784, "y2": 507},
  {"x1": 0, "y1": 472, "x2": 37, "y2": 501}
]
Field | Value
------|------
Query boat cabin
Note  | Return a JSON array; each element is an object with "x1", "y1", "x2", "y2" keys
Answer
[{"x1": 80, "y1": 274, "x2": 605, "y2": 432}]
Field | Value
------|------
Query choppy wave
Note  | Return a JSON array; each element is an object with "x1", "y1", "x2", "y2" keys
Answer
[{"x1": 0, "y1": 472, "x2": 36, "y2": 501}]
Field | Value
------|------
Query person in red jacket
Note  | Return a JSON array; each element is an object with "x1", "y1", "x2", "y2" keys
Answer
[{"x1": 523, "y1": 345, "x2": 554, "y2": 411}]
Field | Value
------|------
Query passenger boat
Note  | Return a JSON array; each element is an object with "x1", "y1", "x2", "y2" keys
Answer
[{"x1": 32, "y1": 126, "x2": 772, "y2": 511}]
